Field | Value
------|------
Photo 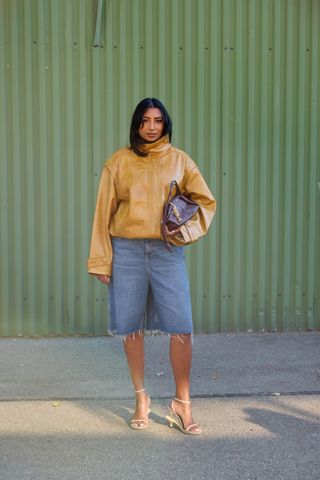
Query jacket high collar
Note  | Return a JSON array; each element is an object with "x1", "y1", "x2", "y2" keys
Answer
[{"x1": 140, "y1": 134, "x2": 172, "y2": 158}]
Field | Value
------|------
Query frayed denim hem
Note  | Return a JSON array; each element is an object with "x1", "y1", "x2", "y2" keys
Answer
[{"x1": 107, "y1": 329, "x2": 193, "y2": 344}]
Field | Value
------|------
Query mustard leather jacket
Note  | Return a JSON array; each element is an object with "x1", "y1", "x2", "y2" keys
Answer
[{"x1": 87, "y1": 135, "x2": 216, "y2": 276}]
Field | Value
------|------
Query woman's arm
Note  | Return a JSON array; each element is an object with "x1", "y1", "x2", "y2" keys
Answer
[
  {"x1": 171, "y1": 159, "x2": 217, "y2": 245},
  {"x1": 87, "y1": 166, "x2": 117, "y2": 277}
]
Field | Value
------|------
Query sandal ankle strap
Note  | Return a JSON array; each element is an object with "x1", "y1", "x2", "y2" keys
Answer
[
  {"x1": 135, "y1": 388, "x2": 146, "y2": 394},
  {"x1": 174, "y1": 397, "x2": 191, "y2": 404}
]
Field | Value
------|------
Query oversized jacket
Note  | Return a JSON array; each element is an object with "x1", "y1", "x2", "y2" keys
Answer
[{"x1": 87, "y1": 135, "x2": 216, "y2": 276}]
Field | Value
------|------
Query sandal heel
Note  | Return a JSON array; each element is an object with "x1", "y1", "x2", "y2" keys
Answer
[
  {"x1": 165, "y1": 415, "x2": 174, "y2": 428},
  {"x1": 166, "y1": 398, "x2": 202, "y2": 435}
]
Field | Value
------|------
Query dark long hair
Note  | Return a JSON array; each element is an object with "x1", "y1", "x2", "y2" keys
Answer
[{"x1": 129, "y1": 98, "x2": 172, "y2": 157}]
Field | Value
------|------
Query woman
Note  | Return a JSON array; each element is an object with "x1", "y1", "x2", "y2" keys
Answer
[{"x1": 87, "y1": 98, "x2": 216, "y2": 435}]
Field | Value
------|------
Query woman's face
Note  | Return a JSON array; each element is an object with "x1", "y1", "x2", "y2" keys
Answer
[{"x1": 138, "y1": 107, "x2": 164, "y2": 142}]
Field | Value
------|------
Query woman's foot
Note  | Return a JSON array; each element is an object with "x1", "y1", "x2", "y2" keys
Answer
[
  {"x1": 166, "y1": 398, "x2": 202, "y2": 435},
  {"x1": 130, "y1": 389, "x2": 151, "y2": 430}
]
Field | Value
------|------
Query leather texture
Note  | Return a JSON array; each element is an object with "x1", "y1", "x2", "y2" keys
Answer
[
  {"x1": 87, "y1": 135, "x2": 216, "y2": 276},
  {"x1": 162, "y1": 180, "x2": 200, "y2": 248}
]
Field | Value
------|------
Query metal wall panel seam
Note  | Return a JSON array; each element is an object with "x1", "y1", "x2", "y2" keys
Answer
[
  {"x1": 33, "y1": 0, "x2": 49, "y2": 333},
  {"x1": 192, "y1": 9, "x2": 203, "y2": 329},
  {"x1": 201, "y1": 0, "x2": 216, "y2": 332},
  {"x1": 22, "y1": 0, "x2": 37, "y2": 334},
  {"x1": 281, "y1": 1, "x2": 294, "y2": 330},
  {"x1": 118, "y1": 0, "x2": 128, "y2": 145},
  {"x1": 144, "y1": 0, "x2": 155, "y2": 96},
  {"x1": 73, "y1": 1, "x2": 88, "y2": 332},
  {"x1": 104, "y1": 0, "x2": 115, "y2": 154},
  {"x1": 233, "y1": 0, "x2": 245, "y2": 331},
  {"x1": 78, "y1": 1, "x2": 93, "y2": 333},
  {"x1": 48, "y1": 0, "x2": 63, "y2": 334},
  {"x1": 275, "y1": 0, "x2": 287, "y2": 330},
  {"x1": 194, "y1": 0, "x2": 206, "y2": 331},
  {"x1": 271, "y1": 0, "x2": 283, "y2": 331},
  {"x1": 0, "y1": 5, "x2": 10, "y2": 335},
  {"x1": 182, "y1": 0, "x2": 192, "y2": 155},
  {"x1": 62, "y1": 0, "x2": 76, "y2": 333},
  {"x1": 92, "y1": 7, "x2": 106, "y2": 334},
  {"x1": 207, "y1": 0, "x2": 222, "y2": 332},
  {"x1": 245, "y1": 0, "x2": 256, "y2": 331},
  {"x1": 268, "y1": 0, "x2": 278, "y2": 330},
  {"x1": 220, "y1": 0, "x2": 231, "y2": 331},
  {"x1": 9, "y1": 0, "x2": 24, "y2": 334},
  {"x1": 307, "y1": 0, "x2": 319, "y2": 329},
  {"x1": 110, "y1": 0, "x2": 121, "y2": 148},
  {"x1": 227, "y1": 0, "x2": 237, "y2": 331},
  {"x1": 182, "y1": 0, "x2": 196, "y2": 326},
  {"x1": 289, "y1": 1, "x2": 301, "y2": 330},
  {"x1": 157, "y1": 0, "x2": 168, "y2": 107},
  {"x1": 292, "y1": 0, "x2": 301, "y2": 329},
  {"x1": 253, "y1": 0, "x2": 263, "y2": 330},
  {"x1": 307, "y1": 0, "x2": 320, "y2": 329},
  {"x1": 296, "y1": 2, "x2": 308, "y2": 329},
  {"x1": 169, "y1": 0, "x2": 180, "y2": 123},
  {"x1": 256, "y1": 0, "x2": 269, "y2": 330}
]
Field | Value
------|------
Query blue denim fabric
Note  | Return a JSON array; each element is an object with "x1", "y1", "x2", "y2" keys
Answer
[{"x1": 108, "y1": 238, "x2": 193, "y2": 336}]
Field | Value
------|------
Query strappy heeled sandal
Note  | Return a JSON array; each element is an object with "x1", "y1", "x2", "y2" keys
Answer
[
  {"x1": 130, "y1": 388, "x2": 151, "y2": 430},
  {"x1": 165, "y1": 397, "x2": 202, "y2": 435}
]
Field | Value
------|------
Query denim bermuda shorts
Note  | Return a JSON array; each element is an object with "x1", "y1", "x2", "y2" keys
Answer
[{"x1": 108, "y1": 237, "x2": 193, "y2": 337}]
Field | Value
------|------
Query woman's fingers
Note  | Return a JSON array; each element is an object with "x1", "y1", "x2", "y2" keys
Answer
[
  {"x1": 164, "y1": 225, "x2": 180, "y2": 236},
  {"x1": 96, "y1": 274, "x2": 111, "y2": 285}
]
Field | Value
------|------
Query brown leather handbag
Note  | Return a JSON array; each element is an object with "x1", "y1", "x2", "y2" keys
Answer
[{"x1": 162, "y1": 180, "x2": 200, "y2": 248}]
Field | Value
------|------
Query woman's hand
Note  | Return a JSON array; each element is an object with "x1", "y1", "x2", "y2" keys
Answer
[
  {"x1": 95, "y1": 274, "x2": 111, "y2": 285},
  {"x1": 163, "y1": 225, "x2": 181, "y2": 237}
]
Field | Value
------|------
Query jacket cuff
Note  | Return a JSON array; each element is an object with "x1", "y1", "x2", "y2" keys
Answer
[
  {"x1": 179, "y1": 223, "x2": 200, "y2": 243},
  {"x1": 168, "y1": 222, "x2": 199, "y2": 247},
  {"x1": 87, "y1": 257, "x2": 112, "y2": 276}
]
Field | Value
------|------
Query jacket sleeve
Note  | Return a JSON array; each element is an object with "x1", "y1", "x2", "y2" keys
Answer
[
  {"x1": 170, "y1": 159, "x2": 217, "y2": 246},
  {"x1": 87, "y1": 165, "x2": 118, "y2": 276}
]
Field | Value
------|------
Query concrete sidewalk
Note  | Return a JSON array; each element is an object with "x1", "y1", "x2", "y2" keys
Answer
[{"x1": 0, "y1": 332, "x2": 319, "y2": 479}]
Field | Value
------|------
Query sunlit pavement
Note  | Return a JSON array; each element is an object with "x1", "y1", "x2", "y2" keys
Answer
[{"x1": 1, "y1": 333, "x2": 319, "y2": 479}]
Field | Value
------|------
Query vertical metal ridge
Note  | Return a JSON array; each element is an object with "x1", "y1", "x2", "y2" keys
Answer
[
  {"x1": 8, "y1": 0, "x2": 23, "y2": 334},
  {"x1": 246, "y1": 0, "x2": 258, "y2": 330},
  {"x1": 233, "y1": 0, "x2": 246, "y2": 331},
  {"x1": 282, "y1": 0, "x2": 294, "y2": 330},
  {"x1": 36, "y1": 0, "x2": 50, "y2": 333},
  {"x1": 271, "y1": 0, "x2": 284, "y2": 331},
  {"x1": 308, "y1": 0, "x2": 320, "y2": 329},
  {"x1": 193, "y1": 0, "x2": 206, "y2": 331},
  {"x1": 295, "y1": 1, "x2": 308, "y2": 330},
  {"x1": 220, "y1": 0, "x2": 231, "y2": 331},
  {"x1": 205, "y1": 0, "x2": 221, "y2": 332},
  {"x1": 48, "y1": 0, "x2": 63, "y2": 333},
  {"x1": 22, "y1": 0, "x2": 37, "y2": 333},
  {"x1": 77, "y1": 1, "x2": 93, "y2": 333},
  {"x1": 0, "y1": 2, "x2": 10, "y2": 335}
]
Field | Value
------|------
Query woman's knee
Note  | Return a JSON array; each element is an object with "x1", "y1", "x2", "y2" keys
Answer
[{"x1": 170, "y1": 333, "x2": 193, "y2": 344}]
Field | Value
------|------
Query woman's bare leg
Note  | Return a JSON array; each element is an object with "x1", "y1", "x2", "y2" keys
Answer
[
  {"x1": 170, "y1": 334, "x2": 201, "y2": 433},
  {"x1": 123, "y1": 332, "x2": 149, "y2": 421}
]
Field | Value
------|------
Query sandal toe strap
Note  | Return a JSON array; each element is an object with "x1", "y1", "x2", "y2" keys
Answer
[
  {"x1": 185, "y1": 423, "x2": 200, "y2": 432},
  {"x1": 131, "y1": 419, "x2": 148, "y2": 425}
]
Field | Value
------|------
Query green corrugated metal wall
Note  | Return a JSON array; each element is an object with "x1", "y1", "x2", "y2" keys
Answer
[{"x1": 0, "y1": 0, "x2": 319, "y2": 336}]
